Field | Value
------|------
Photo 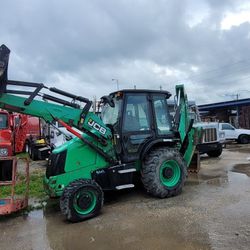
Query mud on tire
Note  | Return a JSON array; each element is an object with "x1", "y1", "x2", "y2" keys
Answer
[
  {"x1": 141, "y1": 147, "x2": 187, "y2": 198},
  {"x1": 60, "y1": 179, "x2": 104, "y2": 223}
]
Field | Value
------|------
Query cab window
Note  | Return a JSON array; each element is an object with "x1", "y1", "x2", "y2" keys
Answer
[
  {"x1": 0, "y1": 114, "x2": 8, "y2": 129},
  {"x1": 153, "y1": 95, "x2": 171, "y2": 135},
  {"x1": 123, "y1": 95, "x2": 150, "y2": 132},
  {"x1": 222, "y1": 124, "x2": 235, "y2": 130},
  {"x1": 101, "y1": 99, "x2": 121, "y2": 126}
]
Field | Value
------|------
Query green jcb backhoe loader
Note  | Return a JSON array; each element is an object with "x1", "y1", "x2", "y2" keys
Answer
[{"x1": 0, "y1": 44, "x2": 202, "y2": 222}]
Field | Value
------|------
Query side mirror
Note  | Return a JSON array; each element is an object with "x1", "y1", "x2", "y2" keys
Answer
[{"x1": 101, "y1": 95, "x2": 115, "y2": 107}]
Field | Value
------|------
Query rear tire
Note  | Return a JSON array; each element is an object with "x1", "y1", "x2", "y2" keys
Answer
[
  {"x1": 141, "y1": 147, "x2": 187, "y2": 198},
  {"x1": 238, "y1": 135, "x2": 249, "y2": 144},
  {"x1": 31, "y1": 147, "x2": 38, "y2": 161},
  {"x1": 60, "y1": 179, "x2": 103, "y2": 222}
]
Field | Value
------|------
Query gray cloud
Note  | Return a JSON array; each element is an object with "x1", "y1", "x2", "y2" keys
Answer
[{"x1": 1, "y1": 0, "x2": 250, "y2": 104}]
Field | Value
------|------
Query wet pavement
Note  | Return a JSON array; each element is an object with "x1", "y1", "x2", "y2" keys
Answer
[{"x1": 1, "y1": 144, "x2": 250, "y2": 250}]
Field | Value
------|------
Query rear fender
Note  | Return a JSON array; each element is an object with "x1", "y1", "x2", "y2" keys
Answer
[{"x1": 140, "y1": 139, "x2": 176, "y2": 160}]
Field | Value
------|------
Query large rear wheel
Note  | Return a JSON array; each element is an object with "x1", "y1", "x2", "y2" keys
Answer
[
  {"x1": 141, "y1": 147, "x2": 187, "y2": 198},
  {"x1": 60, "y1": 179, "x2": 103, "y2": 222}
]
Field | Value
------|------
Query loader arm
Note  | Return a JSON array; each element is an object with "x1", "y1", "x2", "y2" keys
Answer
[
  {"x1": 0, "y1": 44, "x2": 116, "y2": 163},
  {"x1": 175, "y1": 85, "x2": 201, "y2": 167}
]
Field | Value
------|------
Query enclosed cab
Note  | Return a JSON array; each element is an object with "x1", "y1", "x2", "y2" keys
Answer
[{"x1": 101, "y1": 90, "x2": 175, "y2": 163}]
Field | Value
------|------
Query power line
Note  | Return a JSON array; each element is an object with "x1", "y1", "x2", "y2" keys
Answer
[{"x1": 178, "y1": 59, "x2": 250, "y2": 82}]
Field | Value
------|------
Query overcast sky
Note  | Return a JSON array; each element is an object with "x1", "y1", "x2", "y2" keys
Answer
[{"x1": 1, "y1": 0, "x2": 250, "y2": 104}]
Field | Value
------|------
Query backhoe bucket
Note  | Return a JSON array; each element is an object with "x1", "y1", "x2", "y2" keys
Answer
[
  {"x1": 0, "y1": 44, "x2": 10, "y2": 94},
  {"x1": 188, "y1": 150, "x2": 200, "y2": 173}
]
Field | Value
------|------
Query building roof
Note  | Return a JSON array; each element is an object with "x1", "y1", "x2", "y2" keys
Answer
[{"x1": 198, "y1": 98, "x2": 250, "y2": 111}]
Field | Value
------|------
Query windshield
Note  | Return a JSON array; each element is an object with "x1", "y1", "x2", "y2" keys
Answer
[
  {"x1": 0, "y1": 114, "x2": 8, "y2": 129},
  {"x1": 101, "y1": 99, "x2": 121, "y2": 125}
]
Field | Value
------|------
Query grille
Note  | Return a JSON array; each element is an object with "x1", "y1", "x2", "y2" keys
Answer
[{"x1": 203, "y1": 128, "x2": 217, "y2": 143}]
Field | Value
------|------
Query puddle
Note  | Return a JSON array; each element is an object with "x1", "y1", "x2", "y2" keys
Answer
[
  {"x1": 226, "y1": 144, "x2": 250, "y2": 153},
  {"x1": 231, "y1": 163, "x2": 250, "y2": 177},
  {"x1": 28, "y1": 209, "x2": 44, "y2": 219}
]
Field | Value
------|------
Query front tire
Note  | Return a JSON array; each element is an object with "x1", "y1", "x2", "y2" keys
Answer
[
  {"x1": 60, "y1": 179, "x2": 103, "y2": 222},
  {"x1": 207, "y1": 144, "x2": 222, "y2": 157},
  {"x1": 141, "y1": 147, "x2": 187, "y2": 198}
]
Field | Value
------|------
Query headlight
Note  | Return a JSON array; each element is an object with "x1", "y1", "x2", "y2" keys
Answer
[{"x1": 0, "y1": 148, "x2": 8, "y2": 156}]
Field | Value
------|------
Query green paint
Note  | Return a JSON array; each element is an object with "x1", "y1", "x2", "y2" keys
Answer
[
  {"x1": 73, "y1": 190, "x2": 97, "y2": 215},
  {"x1": 160, "y1": 160, "x2": 181, "y2": 187},
  {"x1": 175, "y1": 85, "x2": 202, "y2": 168},
  {"x1": 44, "y1": 134, "x2": 114, "y2": 197}
]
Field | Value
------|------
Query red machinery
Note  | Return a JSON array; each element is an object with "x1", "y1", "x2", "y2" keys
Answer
[
  {"x1": 0, "y1": 109, "x2": 48, "y2": 159},
  {"x1": 0, "y1": 157, "x2": 29, "y2": 215}
]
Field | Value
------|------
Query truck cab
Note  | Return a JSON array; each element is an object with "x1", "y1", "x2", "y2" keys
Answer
[{"x1": 219, "y1": 123, "x2": 250, "y2": 144}]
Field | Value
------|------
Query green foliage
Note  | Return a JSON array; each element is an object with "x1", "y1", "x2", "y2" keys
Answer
[
  {"x1": 16, "y1": 152, "x2": 29, "y2": 158},
  {"x1": 0, "y1": 170, "x2": 46, "y2": 199}
]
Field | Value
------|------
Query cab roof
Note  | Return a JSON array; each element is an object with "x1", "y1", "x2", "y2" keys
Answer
[{"x1": 109, "y1": 89, "x2": 172, "y2": 99}]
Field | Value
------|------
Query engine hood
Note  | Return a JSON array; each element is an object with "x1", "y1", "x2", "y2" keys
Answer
[{"x1": 236, "y1": 128, "x2": 250, "y2": 135}]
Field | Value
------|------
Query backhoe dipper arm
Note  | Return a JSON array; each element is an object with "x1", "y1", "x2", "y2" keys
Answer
[
  {"x1": 175, "y1": 85, "x2": 202, "y2": 167},
  {"x1": 0, "y1": 44, "x2": 115, "y2": 162}
]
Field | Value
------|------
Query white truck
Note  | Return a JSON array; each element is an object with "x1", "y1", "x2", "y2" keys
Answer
[
  {"x1": 190, "y1": 105, "x2": 224, "y2": 157},
  {"x1": 219, "y1": 123, "x2": 250, "y2": 144},
  {"x1": 168, "y1": 101, "x2": 224, "y2": 157},
  {"x1": 49, "y1": 120, "x2": 73, "y2": 149},
  {"x1": 194, "y1": 121, "x2": 224, "y2": 157}
]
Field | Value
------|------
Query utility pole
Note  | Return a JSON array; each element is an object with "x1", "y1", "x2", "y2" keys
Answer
[
  {"x1": 225, "y1": 90, "x2": 250, "y2": 128},
  {"x1": 112, "y1": 79, "x2": 119, "y2": 90},
  {"x1": 236, "y1": 93, "x2": 239, "y2": 128}
]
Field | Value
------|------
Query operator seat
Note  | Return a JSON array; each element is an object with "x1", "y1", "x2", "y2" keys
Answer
[{"x1": 123, "y1": 112, "x2": 140, "y2": 131}]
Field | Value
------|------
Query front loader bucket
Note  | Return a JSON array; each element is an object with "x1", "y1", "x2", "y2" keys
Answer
[
  {"x1": 188, "y1": 150, "x2": 200, "y2": 173},
  {"x1": 0, "y1": 44, "x2": 10, "y2": 94}
]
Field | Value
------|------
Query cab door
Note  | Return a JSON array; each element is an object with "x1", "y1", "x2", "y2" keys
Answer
[
  {"x1": 121, "y1": 93, "x2": 153, "y2": 162},
  {"x1": 221, "y1": 123, "x2": 236, "y2": 139},
  {"x1": 152, "y1": 94, "x2": 172, "y2": 136}
]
